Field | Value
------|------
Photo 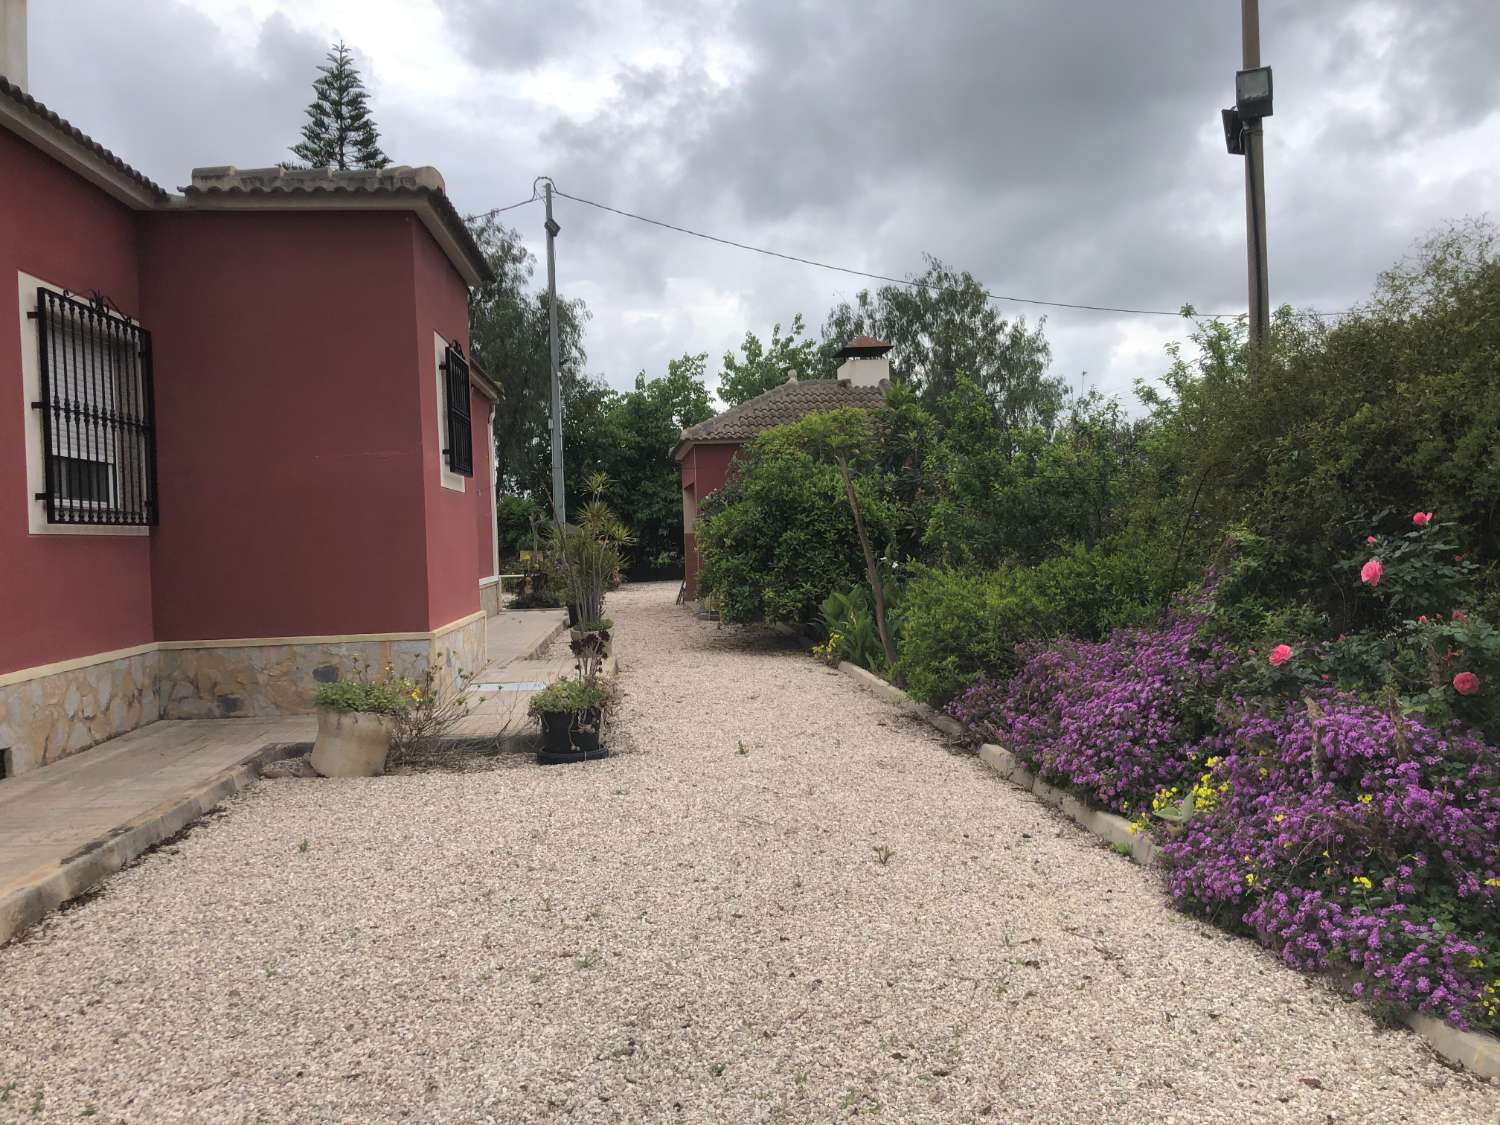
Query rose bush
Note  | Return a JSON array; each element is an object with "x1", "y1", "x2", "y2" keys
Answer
[{"x1": 947, "y1": 516, "x2": 1500, "y2": 1035}]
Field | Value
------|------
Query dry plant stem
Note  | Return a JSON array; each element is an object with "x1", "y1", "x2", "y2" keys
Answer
[{"x1": 836, "y1": 453, "x2": 899, "y2": 679}]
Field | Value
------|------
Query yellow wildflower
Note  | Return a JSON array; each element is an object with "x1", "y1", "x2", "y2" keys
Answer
[
  {"x1": 1486, "y1": 878, "x2": 1500, "y2": 889},
  {"x1": 1352, "y1": 876, "x2": 1373, "y2": 891},
  {"x1": 1358, "y1": 794, "x2": 1374, "y2": 805}
]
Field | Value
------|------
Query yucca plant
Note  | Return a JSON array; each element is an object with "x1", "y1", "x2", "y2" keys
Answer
[{"x1": 547, "y1": 473, "x2": 633, "y2": 627}]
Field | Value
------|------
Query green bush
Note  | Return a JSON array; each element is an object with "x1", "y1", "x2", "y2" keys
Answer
[
  {"x1": 496, "y1": 495, "x2": 545, "y2": 561},
  {"x1": 898, "y1": 564, "x2": 1051, "y2": 705},
  {"x1": 314, "y1": 679, "x2": 410, "y2": 716},
  {"x1": 818, "y1": 585, "x2": 900, "y2": 674},
  {"x1": 695, "y1": 444, "x2": 896, "y2": 626},
  {"x1": 1025, "y1": 541, "x2": 1165, "y2": 639},
  {"x1": 509, "y1": 589, "x2": 561, "y2": 609},
  {"x1": 527, "y1": 677, "x2": 609, "y2": 717}
]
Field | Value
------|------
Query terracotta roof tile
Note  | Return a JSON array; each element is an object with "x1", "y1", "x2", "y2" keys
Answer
[
  {"x1": 676, "y1": 378, "x2": 886, "y2": 454},
  {"x1": 0, "y1": 75, "x2": 167, "y2": 199}
]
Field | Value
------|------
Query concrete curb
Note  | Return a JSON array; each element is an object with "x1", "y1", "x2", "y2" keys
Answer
[
  {"x1": 830, "y1": 658, "x2": 1500, "y2": 1079},
  {"x1": 0, "y1": 741, "x2": 304, "y2": 947},
  {"x1": 834, "y1": 661, "x2": 962, "y2": 737},
  {"x1": 1407, "y1": 1013, "x2": 1500, "y2": 1080},
  {"x1": 523, "y1": 616, "x2": 571, "y2": 662}
]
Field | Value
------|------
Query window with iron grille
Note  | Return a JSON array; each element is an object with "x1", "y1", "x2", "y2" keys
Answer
[
  {"x1": 31, "y1": 288, "x2": 158, "y2": 526},
  {"x1": 442, "y1": 343, "x2": 473, "y2": 477}
]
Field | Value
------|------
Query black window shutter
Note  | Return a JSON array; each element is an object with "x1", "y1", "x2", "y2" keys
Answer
[{"x1": 442, "y1": 344, "x2": 473, "y2": 477}]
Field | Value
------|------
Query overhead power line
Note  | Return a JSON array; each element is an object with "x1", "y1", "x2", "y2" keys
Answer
[
  {"x1": 553, "y1": 189, "x2": 1250, "y2": 319},
  {"x1": 464, "y1": 194, "x2": 541, "y2": 222},
  {"x1": 465, "y1": 185, "x2": 1351, "y2": 321}
]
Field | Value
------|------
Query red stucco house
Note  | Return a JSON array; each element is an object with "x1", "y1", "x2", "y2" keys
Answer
[
  {"x1": 673, "y1": 337, "x2": 892, "y2": 600},
  {"x1": 0, "y1": 75, "x2": 503, "y2": 777}
]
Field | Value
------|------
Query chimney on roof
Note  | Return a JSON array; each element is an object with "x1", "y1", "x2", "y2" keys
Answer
[
  {"x1": 1, "y1": 0, "x2": 25, "y2": 92},
  {"x1": 834, "y1": 335, "x2": 893, "y2": 388}
]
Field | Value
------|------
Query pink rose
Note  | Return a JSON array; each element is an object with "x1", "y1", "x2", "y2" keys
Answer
[
  {"x1": 1360, "y1": 559, "x2": 1384, "y2": 587},
  {"x1": 1337, "y1": 633, "x2": 1347, "y2": 642},
  {"x1": 1454, "y1": 671, "x2": 1480, "y2": 696},
  {"x1": 1365, "y1": 535, "x2": 1377, "y2": 545},
  {"x1": 1418, "y1": 615, "x2": 1429, "y2": 625},
  {"x1": 1320, "y1": 673, "x2": 1330, "y2": 681},
  {"x1": 1268, "y1": 644, "x2": 1294, "y2": 667},
  {"x1": 1413, "y1": 511, "x2": 1433, "y2": 526},
  {"x1": 1453, "y1": 610, "x2": 1467, "y2": 622}
]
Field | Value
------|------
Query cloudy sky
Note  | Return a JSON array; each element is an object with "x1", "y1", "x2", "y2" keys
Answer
[{"x1": 25, "y1": 0, "x2": 1500, "y2": 404}]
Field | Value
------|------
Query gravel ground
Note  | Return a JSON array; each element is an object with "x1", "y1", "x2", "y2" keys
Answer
[{"x1": 1, "y1": 581, "x2": 1497, "y2": 1124}]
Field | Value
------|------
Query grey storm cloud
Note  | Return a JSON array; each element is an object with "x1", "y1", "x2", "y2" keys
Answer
[{"x1": 17, "y1": 0, "x2": 1500, "y2": 402}]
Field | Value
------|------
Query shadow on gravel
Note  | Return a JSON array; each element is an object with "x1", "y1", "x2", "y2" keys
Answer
[{"x1": 678, "y1": 617, "x2": 806, "y2": 657}]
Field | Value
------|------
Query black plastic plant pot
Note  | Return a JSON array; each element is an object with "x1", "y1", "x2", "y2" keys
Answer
[
  {"x1": 537, "y1": 709, "x2": 608, "y2": 765},
  {"x1": 566, "y1": 603, "x2": 581, "y2": 628}
]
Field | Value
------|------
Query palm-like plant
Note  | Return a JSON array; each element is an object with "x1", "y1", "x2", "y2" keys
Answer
[{"x1": 550, "y1": 472, "x2": 634, "y2": 634}]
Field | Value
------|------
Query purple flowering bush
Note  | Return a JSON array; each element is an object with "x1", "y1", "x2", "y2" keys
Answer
[
  {"x1": 946, "y1": 603, "x2": 1234, "y2": 814},
  {"x1": 946, "y1": 563, "x2": 1500, "y2": 1034},
  {"x1": 1167, "y1": 697, "x2": 1500, "y2": 1034}
]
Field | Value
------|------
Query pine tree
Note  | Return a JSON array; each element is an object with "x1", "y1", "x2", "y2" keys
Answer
[{"x1": 290, "y1": 41, "x2": 390, "y2": 171}]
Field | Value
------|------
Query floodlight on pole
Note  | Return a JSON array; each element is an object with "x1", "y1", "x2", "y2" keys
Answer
[{"x1": 1235, "y1": 66, "x2": 1273, "y2": 120}]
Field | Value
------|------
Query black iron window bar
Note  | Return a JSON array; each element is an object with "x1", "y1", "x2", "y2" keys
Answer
[
  {"x1": 30, "y1": 288, "x2": 158, "y2": 526},
  {"x1": 442, "y1": 341, "x2": 473, "y2": 477}
]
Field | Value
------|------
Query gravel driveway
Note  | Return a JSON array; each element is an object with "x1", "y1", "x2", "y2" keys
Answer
[{"x1": 1, "y1": 581, "x2": 1496, "y2": 1123}]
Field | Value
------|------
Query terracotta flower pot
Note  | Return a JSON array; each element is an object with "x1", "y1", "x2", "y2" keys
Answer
[{"x1": 310, "y1": 707, "x2": 396, "y2": 777}]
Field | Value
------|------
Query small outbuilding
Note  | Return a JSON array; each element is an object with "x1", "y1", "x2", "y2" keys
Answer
[{"x1": 673, "y1": 337, "x2": 892, "y2": 600}]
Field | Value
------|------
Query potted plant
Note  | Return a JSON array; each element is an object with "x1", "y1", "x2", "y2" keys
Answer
[
  {"x1": 575, "y1": 617, "x2": 613, "y2": 658},
  {"x1": 528, "y1": 676, "x2": 611, "y2": 764},
  {"x1": 310, "y1": 677, "x2": 409, "y2": 777},
  {"x1": 310, "y1": 660, "x2": 472, "y2": 776},
  {"x1": 547, "y1": 472, "x2": 633, "y2": 630}
]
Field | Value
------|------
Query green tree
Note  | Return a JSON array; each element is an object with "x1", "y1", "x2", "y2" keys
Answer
[
  {"x1": 465, "y1": 216, "x2": 591, "y2": 502},
  {"x1": 770, "y1": 409, "x2": 900, "y2": 674},
  {"x1": 695, "y1": 427, "x2": 899, "y2": 627},
  {"x1": 717, "y1": 314, "x2": 824, "y2": 405},
  {"x1": 1132, "y1": 219, "x2": 1500, "y2": 630},
  {"x1": 822, "y1": 256, "x2": 1064, "y2": 429},
  {"x1": 592, "y1": 354, "x2": 714, "y2": 567},
  {"x1": 290, "y1": 42, "x2": 389, "y2": 170}
]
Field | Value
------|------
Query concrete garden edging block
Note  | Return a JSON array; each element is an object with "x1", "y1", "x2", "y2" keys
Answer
[{"x1": 828, "y1": 658, "x2": 1500, "y2": 1080}]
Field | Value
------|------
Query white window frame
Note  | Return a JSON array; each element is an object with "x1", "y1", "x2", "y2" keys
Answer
[
  {"x1": 16, "y1": 271, "x2": 148, "y2": 537},
  {"x1": 433, "y1": 330, "x2": 465, "y2": 494}
]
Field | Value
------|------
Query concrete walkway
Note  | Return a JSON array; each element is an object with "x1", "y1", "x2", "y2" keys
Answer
[
  {"x1": 452, "y1": 608, "x2": 572, "y2": 740},
  {"x1": 0, "y1": 612, "x2": 567, "y2": 944},
  {"x1": 0, "y1": 583, "x2": 1494, "y2": 1122},
  {"x1": 480, "y1": 607, "x2": 567, "y2": 671},
  {"x1": 0, "y1": 717, "x2": 313, "y2": 944}
]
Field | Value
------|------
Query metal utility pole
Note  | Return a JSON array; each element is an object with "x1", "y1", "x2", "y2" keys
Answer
[
  {"x1": 1241, "y1": 0, "x2": 1270, "y2": 346},
  {"x1": 542, "y1": 178, "x2": 566, "y2": 525}
]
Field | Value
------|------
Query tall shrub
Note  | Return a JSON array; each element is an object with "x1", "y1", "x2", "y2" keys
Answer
[{"x1": 898, "y1": 565, "x2": 1050, "y2": 706}]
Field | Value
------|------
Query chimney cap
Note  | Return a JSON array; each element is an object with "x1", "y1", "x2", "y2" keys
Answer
[{"x1": 836, "y1": 335, "x2": 893, "y2": 359}]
